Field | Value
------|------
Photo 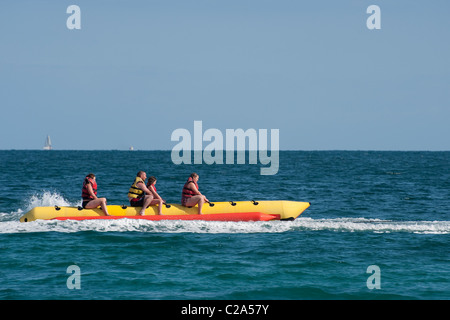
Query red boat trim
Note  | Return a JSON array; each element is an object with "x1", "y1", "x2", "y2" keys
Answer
[{"x1": 52, "y1": 212, "x2": 280, "y2": 222}]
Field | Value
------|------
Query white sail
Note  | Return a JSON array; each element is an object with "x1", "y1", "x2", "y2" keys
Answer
[{"x1": 43, "y1": 135, "x2": 52, "y2": 150}]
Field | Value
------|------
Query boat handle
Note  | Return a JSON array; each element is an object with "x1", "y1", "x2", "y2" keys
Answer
[
  {"x1": 208, "y1": 202, "x2": 215, "y2": 207},
  {"x1": 121, "y1": 204, "x2": 128, "y2": 209},
  {"x1": 55, "y1": 205, "x2": 61, "y2": 211},
  {"x1": 251, "y1": 200, "x2": 259, "y2": 205},
  {"x1": 229, "y1": 201, "x2": 236, "y2": 206}
]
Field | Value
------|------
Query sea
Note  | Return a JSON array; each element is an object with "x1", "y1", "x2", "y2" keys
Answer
[{"x1": 0, "y1": 150, "x2": 449, "y2": 301}]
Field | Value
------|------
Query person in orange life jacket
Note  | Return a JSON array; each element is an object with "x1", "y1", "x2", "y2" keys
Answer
[
  {"x1": 81, "y1": 173, "x2": 110, "y2": 216},
  {"x1": 128, "y1": 171, "x2": 164, "y2": 215},
  {"x1": 147, "y1": 176, "x2": 166, "y2": 208},
  {"x1": 181, "y1": 173, "x2": 209, "y2": 214}
]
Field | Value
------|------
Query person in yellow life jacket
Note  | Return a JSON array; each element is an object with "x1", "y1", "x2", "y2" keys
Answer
[
  {"x1": 128, "y1": 171, "x2": 164, "y2": 215},
  {"x1": 181, "y1": 173, "x2": 209, "y2": 214},
  {"x1": 81, "y1": 173, "x2": 110, "y2": 216}
]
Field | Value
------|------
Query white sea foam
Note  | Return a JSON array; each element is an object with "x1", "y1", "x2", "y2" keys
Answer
[
  {"x1": 26, "y1": 191, "x2": 77, "y2": 209},
  {"x1": 0, "y1": 217, "x2": 449, "y2": 235},
  {"x1": 0, "y1": 191, "x2": 80, "y2": 224},
  {"x1": 1, "y1": 192, "x2": 449, "y2": 234},
  {"x1": 293, "y1": 217, "x2": 450, "y2": 234},
  {"x1": 1, "y1": 191, "x2": 79, "y2": 217}
]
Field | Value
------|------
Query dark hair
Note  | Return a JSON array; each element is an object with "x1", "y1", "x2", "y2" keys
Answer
[
  {"x1": 147, "y1": 176, "x2": 157, "y2": 186},
  {"x1": 86, "y1": 173, "x2": 95, "y2": 179},
  {"x1": 137, "y1": 171, "x2": 145, "y2": 177},
  {"x1": 190, "y1": 173, "x2": 198, "y2": 179}
]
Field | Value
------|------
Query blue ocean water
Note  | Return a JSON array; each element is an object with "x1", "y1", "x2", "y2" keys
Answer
[{"x1": 0, "y1": 150, "x2": 449, "y2": 300}]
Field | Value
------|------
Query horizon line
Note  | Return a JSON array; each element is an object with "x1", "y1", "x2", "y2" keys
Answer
[{"x1": 1, "y1": 148, "x2": 449, "y2": 152}]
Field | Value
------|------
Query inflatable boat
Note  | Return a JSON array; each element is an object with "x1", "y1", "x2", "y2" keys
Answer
[{"x1": 19, "y1": 200, "x2": 310, "y2": 222}]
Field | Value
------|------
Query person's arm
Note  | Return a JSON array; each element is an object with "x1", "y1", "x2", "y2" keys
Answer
[
  {"x1": 188, "y1": 182, "x2": 201, "y2": 195},
  {"x1": 149, "y1": 185, "x2": 164, "y2": 202},
  {"x1": 137, "y1": 181, "x2": 153, "y2": 196},
  {"x1": 189, "y1": 183, "x2": 208, "y2": 202}
]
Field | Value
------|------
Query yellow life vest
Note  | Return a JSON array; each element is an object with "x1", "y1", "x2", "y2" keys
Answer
[{"x1": 128, "y1": 177, "x2": 145, "y2": 199}]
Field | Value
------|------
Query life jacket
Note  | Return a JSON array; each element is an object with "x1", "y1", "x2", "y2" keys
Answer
[
  {"x1": 181, "y1": 177, "x2": 198, "y2": 199},
  {"x1": 148, "y1": 184, "x2": 157, "y2": 193},
  {"x1": 81, "y1": 177, "x2": 97, "y2": 200},
  {"x1": 128, "y1": 177, "x2": 145, "y2": 199}
]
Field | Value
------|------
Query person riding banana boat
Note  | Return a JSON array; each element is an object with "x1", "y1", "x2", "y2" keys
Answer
[{"x1": 128, "y1": 171, "x2": 164, "y2": 215}]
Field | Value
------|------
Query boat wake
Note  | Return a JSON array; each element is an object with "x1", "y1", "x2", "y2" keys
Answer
[
  {"x1": 1, "y1": 192, "x2": 449, "y2": 234},
  {"x1": 1, "y1": 216, "x2": 449, "y2": 235}
]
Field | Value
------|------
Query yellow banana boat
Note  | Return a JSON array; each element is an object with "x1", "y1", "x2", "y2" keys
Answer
[{"x1": 19, "y1": 200, "x2": 310, "y2": 222}]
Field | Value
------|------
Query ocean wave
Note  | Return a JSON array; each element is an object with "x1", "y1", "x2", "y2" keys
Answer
[
  {"x1": 293, "y1": 217, "x2": 450, "y2": 234},
  {"x1": 0, "y1": 217, "x2": 449, "y2": 235}
]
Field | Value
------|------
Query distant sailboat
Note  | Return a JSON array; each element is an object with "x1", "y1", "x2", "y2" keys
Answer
[{"x1": 43, "y1": 135, "x2": 52, "y2": 150}]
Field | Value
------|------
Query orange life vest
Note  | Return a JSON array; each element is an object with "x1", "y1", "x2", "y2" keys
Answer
[
  {"x1": 181, "y1": 177, "x2": 198, "y2": 200},
  {"x1": 81, "y1": 177, "x2": 97, "y2": 200}
]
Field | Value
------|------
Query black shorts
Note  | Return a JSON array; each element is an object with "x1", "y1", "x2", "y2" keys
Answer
[
  {"x1": 130, "y1": 198, "x2": 144, "y2": 207},
  {"x1": 82, "y1": 199, "x2": 92, "y2": 208}
]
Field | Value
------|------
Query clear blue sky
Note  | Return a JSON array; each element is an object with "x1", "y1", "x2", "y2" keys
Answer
[{"x1": 1, "y1": 0, "x2": 449, "y2": 150}]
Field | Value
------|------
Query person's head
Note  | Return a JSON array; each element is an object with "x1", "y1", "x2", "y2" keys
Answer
[
  {"x1": 147, "y1": 176, "x2": 157, "y2": 186},
  {"x1": 190, "y1": 172, "x2": 199, "y2": 182},
  {"x1": 86, "y1": 173, "x2": 96, "y2": 180},
  {"x1": 137, "y1": 171, "x2": 147, "y2": 180}
]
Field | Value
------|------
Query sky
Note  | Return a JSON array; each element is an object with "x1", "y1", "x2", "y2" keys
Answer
[{"x1": 0, "y1": 0, "x2": 449, "y2": 150}]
